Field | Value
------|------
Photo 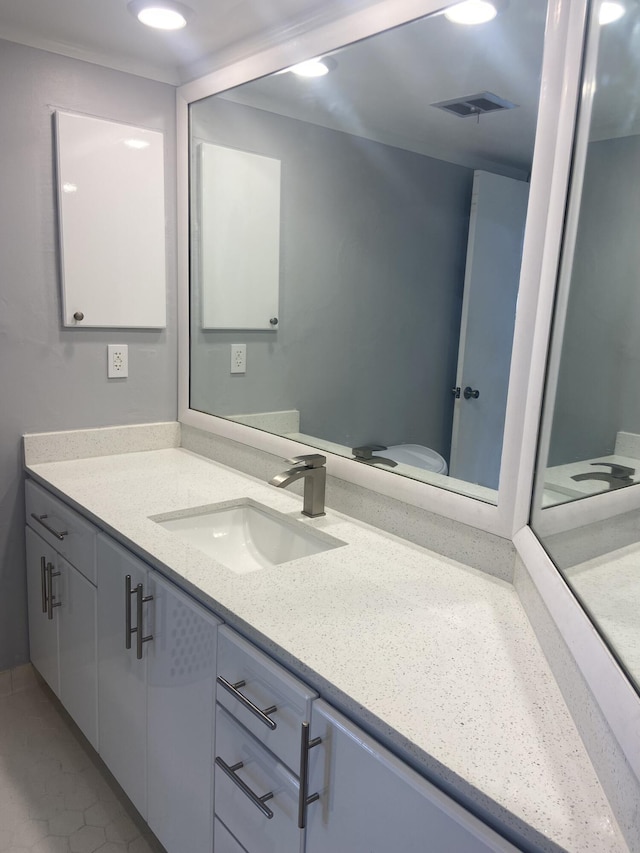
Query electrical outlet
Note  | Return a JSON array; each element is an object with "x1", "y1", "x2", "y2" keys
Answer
[
  {"x1": 230, "y1": 344, "x2": 246, "y2": 374},
  {"x1": 107, "y1": 345, "x2": 129, "y2": 378}
]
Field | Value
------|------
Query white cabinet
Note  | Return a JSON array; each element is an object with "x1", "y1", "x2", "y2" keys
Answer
[
  {"x1": 97, "y1": 533, "x2": 220, "y2": 853},
  {"x1": 26, "y1": 480, "x2": 522, "y2": 853},
  {"x1": 215, "y1": 705, "x2": 303, "y2": 853},
  {"x1": 57, "y1": 555, "x2": 98, "y2": 745},
  {"x1": 305, "y1": 700, "x2": 519, "y2": 853},
  {"x1": 217, "y1": 625, "x2": 317, "y2": 771},
  {"x1": 26, "y1": 527, "x2": 60, "y2": 694},
  {"x1": 25, "y1": 520, "x2": 98, "y2": 750},
  {"x1": 147, "y1": 571, "x2": 218, "y2": 853},
  {"x1": 214, "y1": 626, "x2": 317, "y2": 853},
  {"x1": 97, "y1": 534, "x2": 148, "y2": 814}
]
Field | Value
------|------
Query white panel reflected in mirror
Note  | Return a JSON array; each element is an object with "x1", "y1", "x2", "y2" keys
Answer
[
  {"x1": 56, "y1": 111, "x2": 166, "y2": 329},
  {"x1": 198, "y1": 143, "x2": 281, "y2": 331}
]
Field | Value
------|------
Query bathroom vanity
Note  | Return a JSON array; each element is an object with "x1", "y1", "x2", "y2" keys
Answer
[{"x1": 22, "y1": 424, "x2": 628, "y2": 853}]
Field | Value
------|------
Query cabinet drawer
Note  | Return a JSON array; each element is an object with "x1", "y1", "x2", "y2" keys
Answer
[
  {"x1": 217, "y1": 626, "x2": 316, "y2": 772},
  {"x1": 215, "y1": 706, "x2": 303, "y2": 853},
  {"x1": 214, "y1": 819, "x2": 247, "y2": 853},
  {"x1": 26, "y1": 480, "x2": 97, "y2": 583}
]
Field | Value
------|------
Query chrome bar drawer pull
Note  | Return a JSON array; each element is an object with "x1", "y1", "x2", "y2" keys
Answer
[
  {"x1": 214, "y1": 757, "x2": 274, "y2": 820},
  {"x1": 125, "y1": 575, "x2": 136, "y2": 650},
  {"x1": 298, "y1": 721, "x2": 321, "y2": 829},
  {"x1": 46, "y1": 563, "x2": 62, "y2": 621},
  {"x1": 40, "y1": 556, "x2": 48, "y2": 614},
  {"x1": 135, "y1": 583, "x2": 153, "y2": 660},
  {"x1": 30, "y1": 513, "x2": 68, "y2": 541},
  {"x1": 216, "y1": 675, "x2": 278, "y2": 730}
]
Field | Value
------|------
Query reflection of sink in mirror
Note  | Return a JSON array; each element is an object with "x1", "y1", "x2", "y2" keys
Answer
[{"x1": 153, "y1": 500, "x2": 346, "y2": 574}]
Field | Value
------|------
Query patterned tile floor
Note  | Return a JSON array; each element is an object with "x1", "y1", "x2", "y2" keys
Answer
[{"x1": 0, "y1": 665, "x2": 166, "y2": 853}]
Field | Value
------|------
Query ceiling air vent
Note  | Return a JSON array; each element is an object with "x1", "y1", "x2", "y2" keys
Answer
[{"x1": 432, "y1": 91, "x2": 518, "y2": 118}]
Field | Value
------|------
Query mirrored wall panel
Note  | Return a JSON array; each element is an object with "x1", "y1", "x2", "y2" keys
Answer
[
  {"x1": 189, "y1": 0, "x2": 549, "y2": 503},
  {"x1": 532, "y1": 0, "x2": 640, "y2": 693}
]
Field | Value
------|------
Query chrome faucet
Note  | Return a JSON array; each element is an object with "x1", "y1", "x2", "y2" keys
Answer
[
  {"x1": 352, "y1": 445, "x2": 398, "y2": 467},
  {"x1": 269, "y1": 454, "x2": 327, "y2": 517}
]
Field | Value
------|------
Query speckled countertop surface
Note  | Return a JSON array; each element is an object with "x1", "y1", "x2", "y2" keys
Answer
[{"x1": 25, "y1": 447, "x2": 627, "y2": 853}]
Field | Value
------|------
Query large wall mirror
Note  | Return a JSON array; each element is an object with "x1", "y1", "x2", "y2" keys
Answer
[
  {"x1": 188, "y1": 0, "x2": 550, "y2": 506},
  {"x1": 532, "y1": 0, "x2": 640, "y2": 695}
]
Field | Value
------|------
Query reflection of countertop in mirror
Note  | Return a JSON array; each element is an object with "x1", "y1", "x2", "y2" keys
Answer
[
  {"x1": 565, "y1": 542, "x2": 640, "y2": 690},
  {"x1": 543, "y1": 454, "x2": 640, "y2": 505},
  {"x1": 23, "y1": 427, "x2": 627, "y2": 853}
]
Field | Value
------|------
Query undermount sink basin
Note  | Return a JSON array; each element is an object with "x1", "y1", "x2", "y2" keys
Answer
[{"x1": 152, "y1": 500, "x2": 345, "y2": 574}]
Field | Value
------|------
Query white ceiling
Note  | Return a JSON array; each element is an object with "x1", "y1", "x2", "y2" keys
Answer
[{"x1": 0, "y1": 0, "x2": 378, "y2": 84}]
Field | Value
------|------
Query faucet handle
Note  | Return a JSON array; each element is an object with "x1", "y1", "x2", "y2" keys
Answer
[
  {"x1": 591, "y1": 462, "x2": 635, "y2": 479},
  {"x1": 286, "y1": 454, "x2": 326, "y2": 469},
  {"x1": 352, "y1": 445, "x2": 387, "y2": 461}
]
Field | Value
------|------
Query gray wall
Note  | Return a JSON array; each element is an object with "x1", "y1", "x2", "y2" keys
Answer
[
  {"x1": 549, "y1": 135, "x2": 640, "y2": 465},
  {"x1": 0, "y1": 40, "x2": 178, "y2": 670},
  {"x1": 191, "y1": 98, "x2": 472, "y2": 455}
]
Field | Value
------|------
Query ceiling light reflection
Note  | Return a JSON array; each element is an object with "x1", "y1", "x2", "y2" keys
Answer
[
  {"x1": 289, "y1": 59, "x2": 331, "y2": 77},
  {"x1": 444, "y1": 1, "x2": 498, "y2": 25},
  {"x1": 599, "y1": 2, "x2": 625, "y2": 24},
  {"x1": 124, "y1": 138, "x2": 150, "y2": 149}
]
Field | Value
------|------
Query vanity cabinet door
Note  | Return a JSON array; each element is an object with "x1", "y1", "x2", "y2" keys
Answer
[
  {"x1": 58, "y1": 556, "x2": 98, "y2": 750},
  {"x1": 25, "y1": 526, "x2": 60, "y2": 694},
  {"x1": 97, "y1": 534, "x2": 149, "y2": 817},
  {"x1": 215, "y1": 705, "x2": 303, "y2": 853},
  {"x1": 146, "y1": 572, "x2": 220, "y2": 853},
  {"x1": 305, "y1": 700, "x2": 519, "y2": 853}
]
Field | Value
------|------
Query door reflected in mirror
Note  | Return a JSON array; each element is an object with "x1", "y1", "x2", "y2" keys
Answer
[
  {"x1": 532, "y1": 0, "x2": 640, "y2": 694},
  {"x1": 189, "y1": 0, "x2": 549, "y2": 504}
]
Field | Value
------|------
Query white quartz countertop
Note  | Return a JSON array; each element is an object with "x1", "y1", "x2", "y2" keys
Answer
[{"x1": 25, "y1": 447, "x2": 627, "y2": 853}]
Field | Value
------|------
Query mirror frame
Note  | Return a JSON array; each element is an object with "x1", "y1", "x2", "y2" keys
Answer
[
  {"x1": 532, "y1": 1, "x2": 640, "y2": 540},
  {"x1": 176, "y1": 0, "x2": 585, "y2": 540}
]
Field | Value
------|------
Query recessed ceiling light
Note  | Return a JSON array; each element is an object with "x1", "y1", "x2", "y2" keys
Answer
[
  {"x1": 444, "y1": 1, "x2": 499, "y2": 25},
  {"x1": 287, "y1": 57, "x2": 337, "y2": 77},
  {"x1": 599, "y1": 1, "x2": 625, "y2": 24},
  {"x1": 127, "y1": 1, "x2": 193, "y2": 30}
]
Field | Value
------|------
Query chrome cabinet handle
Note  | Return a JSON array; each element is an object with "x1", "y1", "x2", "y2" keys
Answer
[
  {"x1": 125, "y1": 575, "x2": 135, "y2": 650},
  {"x1": 124, "y1": 575, "x2": 153, "y2": 658},
  {"x1": 297, "y1": 721, "x2": 321, "y2": 829},
  {"x1": 47, "y1": 563, "x2": 61, "y2": 621},
  {"x1": 463, "y1": 386, "x2": 480, "y2": 400},
  {"x1": 135, "y1": 583, "x2": 153, "y2": 660},
  {"x1": 216, "y1": 676, "x2": 277, "y2": 730},
  {"x1": 214, "y1": 757, "x2": 274, "y2": 819},
  {"x1": 40, "y1": 556, "x2": 48, "y2": 614},
  {"x1": 31, "y1": 513, "x2": 68, "y2": 541}
]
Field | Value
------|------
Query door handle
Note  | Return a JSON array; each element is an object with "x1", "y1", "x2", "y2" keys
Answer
[
  {"x1": 298, "y1": 721, "x2": 321, "y2": 829},
  {"x1": 214, "y1": 757, "x2": 274, "y2": 819},
  {"x1": 125, "y1": 574, "x2": 153, "y2": 658},
  {"x1": 135, "y1": 583, "x2": 153, "y2": 660},
  {"x1": 47, "y1": 562, "x2": 61, "y2": 620},
  {"x1": 463, "y1": 386, "x2": 480, "y2": 399},
  {"x1": 40, "y1": 556, "x2": 48, "y2": 614},
  {"x1": 216, "y1": 676, "x2": 278, "y2": 730},
  {"x1": 31, "y1": 513, "x2": 68, "y2": 541}
]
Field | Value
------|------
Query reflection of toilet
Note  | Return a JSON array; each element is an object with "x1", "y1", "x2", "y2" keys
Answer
[{"x1": 384, "y1": 444, "x2": 448, "y2": 475}]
